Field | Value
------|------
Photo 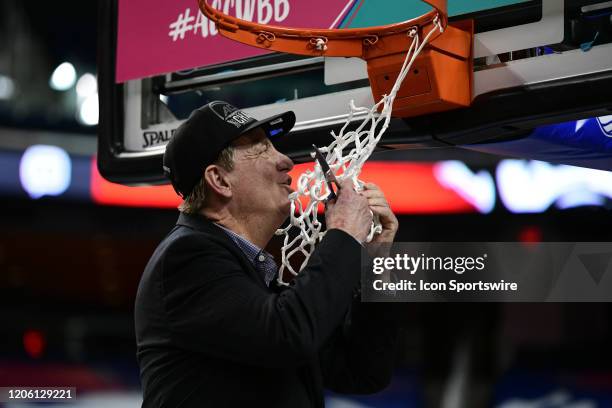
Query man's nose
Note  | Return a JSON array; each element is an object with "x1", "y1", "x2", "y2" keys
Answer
[{"x1": 276, "y1": 149, "x2": 294, "y2": 173}]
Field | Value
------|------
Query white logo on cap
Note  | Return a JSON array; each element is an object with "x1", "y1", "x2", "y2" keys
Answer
[
  {"x1": 209, "y1": 101, "x2": 255, "y2": 129},
  {"x1": 222, "y1": 104, "x2": 235, "y2": 118}
]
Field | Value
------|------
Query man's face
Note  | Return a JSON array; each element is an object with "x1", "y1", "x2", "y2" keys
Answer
[{"x1": 226, "y1": 128, "x2": 295, "y2": 222}]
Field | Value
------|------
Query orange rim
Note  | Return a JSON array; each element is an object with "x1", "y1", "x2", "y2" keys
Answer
[{"x1": 198, "y1": 0, "x2": 447, "y2": 51}]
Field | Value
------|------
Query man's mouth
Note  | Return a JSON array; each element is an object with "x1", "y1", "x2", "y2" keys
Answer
[{"x1": 281, "y1": 177, "x2": 294, "y2": 192}]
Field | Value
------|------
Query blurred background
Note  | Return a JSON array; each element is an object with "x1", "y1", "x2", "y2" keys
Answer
[{"x1": 1, "y1": 1, "x2": 612, "y2": 407}]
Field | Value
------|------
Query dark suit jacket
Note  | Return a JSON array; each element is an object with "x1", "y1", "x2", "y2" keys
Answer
[{"x1": 135, "y1": 213, "x2": 398, "y2": 407}]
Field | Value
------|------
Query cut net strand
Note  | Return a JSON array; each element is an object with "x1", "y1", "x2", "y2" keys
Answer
[{"x1": 275, "y1": 17, "x2": 444, "y2": 285}]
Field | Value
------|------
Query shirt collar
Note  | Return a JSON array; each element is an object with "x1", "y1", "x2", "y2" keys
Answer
[{"x1": 213, "y1": 223, "x2": 277, "y2": 286}]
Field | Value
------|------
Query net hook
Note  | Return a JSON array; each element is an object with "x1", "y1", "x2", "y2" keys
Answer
[
  {"x1": 363, "y1": 35, "x2": 379, "y2": 47},
  {"x1": 309, "y1": 37, "x2": 328, "y2": 52},
  {"x1": 256, "y1": 31, "x2": 276, "y2": 46}
]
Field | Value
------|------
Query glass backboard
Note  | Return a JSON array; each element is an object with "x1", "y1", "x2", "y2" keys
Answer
[{"x1": 98, "y1": 0, "x2": 612, "y2": 184}]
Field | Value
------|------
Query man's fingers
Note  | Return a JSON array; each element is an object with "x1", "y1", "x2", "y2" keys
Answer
[
  {"x1": 336, "y1": 178, "x2": 352, "y2": 189},
  {"x1": 370, "y1": 205, "x2": 398, "y2": 229},
  {"x1": 334, "y1": 179, "x2": 353, "y2": 197},
  {"x1": 369, "y1": 203, "x2": 393, "y2": 215},
  {"x1": 336, "y1": 180, "x2": 390, "y2": 210},
  {"x1": 361, "y1": 184, "x2": 391, "y2": 213},
  {"x1": 360, "y1": 189, "x2": 384, "y2": 198},
  {"x1": 369, "y1": 202, "x2": 396, "y2": 215},
  {"x1": 366, "y1": 197, "x2": 388, "y2": 208}
]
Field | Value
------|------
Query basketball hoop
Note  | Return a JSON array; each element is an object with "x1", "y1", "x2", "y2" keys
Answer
[
  {"x1": 199, "y1": 0, "x2": 447, "y2": 58},
  {"x1": 198, "y1": 0, "x2": 474, "y2": 284},
  {"x1": 199, "y1": 0, "x2": 473, "y2": 118}
]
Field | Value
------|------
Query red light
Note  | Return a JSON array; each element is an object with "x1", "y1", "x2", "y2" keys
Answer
[
  {"x1": 23, "y1": 330, "x2": 45, "y2": 359},
  {"x1": 90, "y1": 157, "x2": 477, "y2": 214},
  {"x1": 518, "y1": 226, "x2": 542, "y2": 244},
  {"x1": 288, "y1": 161, "x2": 476, "y2": 214},
  {"x1": 90, "y1": 159, "x2": 181, "y2": 208}
]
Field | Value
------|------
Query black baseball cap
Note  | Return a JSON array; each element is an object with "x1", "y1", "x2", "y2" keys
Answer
[{"x1": 163, "y1": 101, "x2": 296, "y2": 198}]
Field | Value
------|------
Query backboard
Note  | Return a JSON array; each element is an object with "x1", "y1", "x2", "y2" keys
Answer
[{"x1": 98, "y1": 0, "x2": 612, "y2": 185}]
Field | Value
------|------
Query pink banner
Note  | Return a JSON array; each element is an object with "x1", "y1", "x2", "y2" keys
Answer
[{"x1": 116, "y1": 0, "x2": 354, "y2": 83}]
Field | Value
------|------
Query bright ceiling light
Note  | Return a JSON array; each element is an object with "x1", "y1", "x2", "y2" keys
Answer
[
  {"x1": 0, "y1": 74, "x2": 15, "y2": 100},
  {"x1": 19, "y1": 145, "x2": 72, "y2": 199},
  {"x1": 50, "y1": 62, "x2": 76, "y2": 91},
  {"x1": 78, "y1": 93, "x2": 99, "y2": 126},
  {"x1": 76, "y1": 73, "x2": 97, "y2": 98}
]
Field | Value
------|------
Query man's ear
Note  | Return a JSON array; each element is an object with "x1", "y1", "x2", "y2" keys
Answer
[{"x1": 203, "y1": 165, "x2": 232, "y2": 199}]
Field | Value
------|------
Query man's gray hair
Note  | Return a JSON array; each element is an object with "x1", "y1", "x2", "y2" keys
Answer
[{"x1": 178, "y1": 145, "x2": 235, "y2": 214}]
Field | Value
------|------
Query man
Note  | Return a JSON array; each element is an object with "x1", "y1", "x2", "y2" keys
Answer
[{"x1": 135, "y1": 100, "x2": 399, "y2": 407}]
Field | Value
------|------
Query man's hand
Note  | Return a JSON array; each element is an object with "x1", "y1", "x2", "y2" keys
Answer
[
  {"x1": 325, "y1": 179, "x2": 372, "y2": 243},
  {"x1": 361, "y1": 182, "x2": 398, "y2": 243}
]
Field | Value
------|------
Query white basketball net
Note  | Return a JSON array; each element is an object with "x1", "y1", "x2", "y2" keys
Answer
[{"x1": 275, "y1": 17, "x2": 444, "y2": 285}]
